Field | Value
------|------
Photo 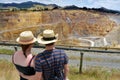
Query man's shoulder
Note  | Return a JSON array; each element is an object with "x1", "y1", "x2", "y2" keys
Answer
[
  {"x1": 36, "y1": 52, "x2": 44, "y2": 58},
  {"x1": 53, "y1": 49, "x2": 66, "y2": 55}
]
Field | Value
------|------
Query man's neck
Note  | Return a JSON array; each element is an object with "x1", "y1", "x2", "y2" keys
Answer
[{"x1": 45, "y1": 45, "x2": 55, "y2": 50}]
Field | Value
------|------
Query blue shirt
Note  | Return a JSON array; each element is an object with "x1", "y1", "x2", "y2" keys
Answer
[{"x1": 35, "y1": 49, "x2": 68, "y2": 80}]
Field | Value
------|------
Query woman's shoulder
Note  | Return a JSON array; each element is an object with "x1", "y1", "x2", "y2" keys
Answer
[
  {"x1": 13, "y1": 50, "x2": 24, "y2": 62},
  {"x1": 14, "y1": 50, "x2": 22, "y2": 57}
]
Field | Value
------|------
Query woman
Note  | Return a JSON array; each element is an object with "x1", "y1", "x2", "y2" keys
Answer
[{"x1": 12, "y1": 31, "x2": 37, "y2": 80}]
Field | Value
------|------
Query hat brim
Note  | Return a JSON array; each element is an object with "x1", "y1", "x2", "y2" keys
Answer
[
  {"x1": 37, "y1": 35, "x2": 58, "y2": 44},
  {"x1": 16, "y1": 37, "x2": 37, "y2": 45}
]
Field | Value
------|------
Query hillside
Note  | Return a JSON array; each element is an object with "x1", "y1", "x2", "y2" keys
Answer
[
  {"x1": 0, "y1": 10, "x2": 117, "y2": 46},
  {"x1": 0, "y1": 1, "x2": 47, "y2": 8},
  {"x1": 0, "y1": 1, "x2": 120, "y2": 14}
]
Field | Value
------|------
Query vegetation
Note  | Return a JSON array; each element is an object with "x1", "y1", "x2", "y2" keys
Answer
[
  {"x1": 0, "y1": 60, "x2": 19, "y2": 80},
  {"x1": 0, "y1": 60, "x2": 120, "y2": 80},
  {"x1": 0, "y1": 3, "x2": 58, "y2": 12},
  {"x1": 69, "y1": 66, "x2": 120, "y2": 80},
  {"x1": 0, "y1": 1, "x2": 120, "y2": 14},
  {"x1": 0, "y1": 49, "x2": 14, "y2": 55}
]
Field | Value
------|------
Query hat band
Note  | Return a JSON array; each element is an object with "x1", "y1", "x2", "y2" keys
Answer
[
  {"x1": 43, "y1": 37, "x2": 56, "y2": 41},
  {"x1": 20, "y1": 38, "x2": 34, "y2": 42}
]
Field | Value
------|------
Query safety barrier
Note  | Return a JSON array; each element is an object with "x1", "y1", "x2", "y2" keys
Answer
[{"x1": 0, "y1": 42, "x2": 120, "y2": 74}]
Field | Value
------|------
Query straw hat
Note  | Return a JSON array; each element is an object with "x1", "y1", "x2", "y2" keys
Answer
[
  {"x1": 16, "y1": 31, "x2": 36, "y2": 45},
  {"x1": 37, "y1": 29, "x2": 58, "y2": 44}
]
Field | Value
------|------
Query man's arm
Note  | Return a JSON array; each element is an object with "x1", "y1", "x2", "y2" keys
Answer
[
  {"x1": 20, "y1": 72, "x2": 42, "y2": 80},
  {"x1": 64, "y1": 64, "x2": 69, "y2": 80}
]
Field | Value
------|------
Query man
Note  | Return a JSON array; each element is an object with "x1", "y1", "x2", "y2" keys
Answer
[
  {"x1": 21, "y1": 29, "x2": 69, "y2": 80},
  {"x1": 35, "y1": 29, "x2": 69, "y2": 80}
]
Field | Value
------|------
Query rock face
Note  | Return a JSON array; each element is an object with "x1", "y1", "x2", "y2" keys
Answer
[
  {"x1": 0, "y1": 10, "x2": 116, "y2": 45},
  {"x1": 0, "y1": 11, "x2": 42, "y2": 41}
]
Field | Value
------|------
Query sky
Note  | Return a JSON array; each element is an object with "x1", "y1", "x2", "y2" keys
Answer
[{"x1": 0, "y1": 0, "x2": 120, "y2": 11}]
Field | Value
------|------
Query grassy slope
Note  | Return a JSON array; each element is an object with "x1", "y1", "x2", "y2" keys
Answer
[{"x1": 0, "y1": 49, "x2": 14, "y2": 55}]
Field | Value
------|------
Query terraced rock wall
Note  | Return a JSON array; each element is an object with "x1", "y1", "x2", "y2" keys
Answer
[{"x1": 0, "y1": 10, "x2": 116, "y2": 45}]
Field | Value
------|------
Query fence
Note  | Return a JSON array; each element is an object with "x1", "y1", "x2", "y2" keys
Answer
[{"x1": 0, "y1": 42, "x2": 120, "y2": 74}]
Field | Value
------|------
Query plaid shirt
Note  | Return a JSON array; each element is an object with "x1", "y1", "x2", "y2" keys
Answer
[{"x1": 35, "y1": 49, "x2": 68, "y2": 80}]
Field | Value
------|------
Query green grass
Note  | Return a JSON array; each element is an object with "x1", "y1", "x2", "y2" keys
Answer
[
  {"x1": 69, "y1": 66, "x2": 120, "y2": 80},
  {"x1": 0, "y1": 49, "x2": 14, "y2": 55},
  {"x1": 0, "y1": 60, "x2": 120, "y2": 80}
]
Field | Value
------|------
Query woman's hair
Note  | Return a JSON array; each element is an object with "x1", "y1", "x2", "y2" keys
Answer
[{"x1": 21, "y1": 44, "x2": 32, "y2": 57}]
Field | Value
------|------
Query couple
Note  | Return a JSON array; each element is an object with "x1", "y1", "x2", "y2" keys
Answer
[{"x1": 12, "y1": 29, "x2": 69, "y2": 80}]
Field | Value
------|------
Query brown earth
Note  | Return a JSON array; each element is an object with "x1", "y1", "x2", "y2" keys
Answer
[{"x1": 0, "y1": 10, "x2": 117, "y2": 45}]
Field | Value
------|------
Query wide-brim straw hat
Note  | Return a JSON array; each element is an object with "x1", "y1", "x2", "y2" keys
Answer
[
  {"x1": 37, "y1": 29, "x2": 58, "y2": 44},
  {"x1": 16, "y1": 31, "x2": 37, "y2": 45}
]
